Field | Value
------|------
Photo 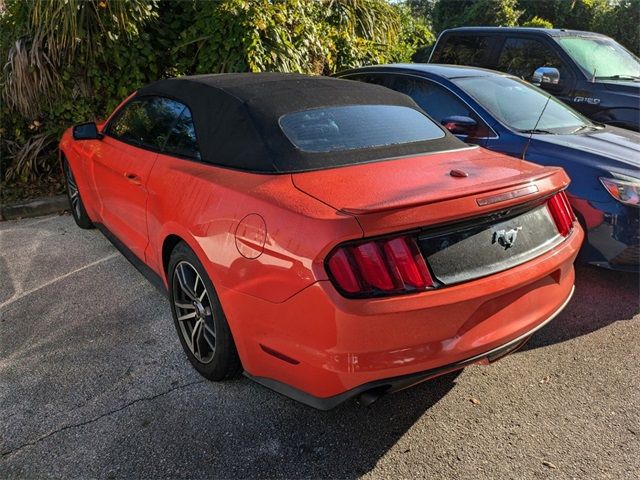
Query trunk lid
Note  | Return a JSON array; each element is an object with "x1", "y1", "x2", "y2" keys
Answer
[{"x1": 292, "y1": 146, "x2": 569, "y2": 236}]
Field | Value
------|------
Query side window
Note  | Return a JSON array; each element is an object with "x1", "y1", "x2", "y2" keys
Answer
[
  {"x1": 391, "y1": 77, "x2": 493, "y2": 137},
  {"x1": 497, "y1": 38, "x2": 567, "y2": 83},
  {"x1": 432, "y1": 35, "x2": 495, "y2": 67},
  {"x1": 163, "y1": 107, "x2": 201, "y2": 160},
  {"x1": 106, "y1": 97, "x2": 184, "y2": 150}
]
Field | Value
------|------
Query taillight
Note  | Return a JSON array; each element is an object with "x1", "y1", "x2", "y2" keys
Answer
[
  {"x1": 547, "y1": 191, "x2": 576, "y2": 237},
  {"x1": 326, "y1": 235, "x2": 435, "y2": 297}
]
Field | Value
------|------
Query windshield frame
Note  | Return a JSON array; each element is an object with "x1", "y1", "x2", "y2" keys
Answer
[
  {"x1": 554, "y1": 35, "x2": 640, "y2": 81},
  {"x1": 452, "y1": 74, "x2": 597, "y2": 135}
]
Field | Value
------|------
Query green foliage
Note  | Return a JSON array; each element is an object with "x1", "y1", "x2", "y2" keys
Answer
[
  {"x1": 593, "y1": 0, "x2": 640, "y2": 55},
  {"x1": 394, "y1": 3, "x2": 436, "y2": 61},
  {"x1": 326, "y1": 0, "x2": 405, "y2": 71},
  {"x1": 432, "y1": 0, "x2": 521, "y2": 32},
  {"x1": 466, "y1": 0, "x2": 522, "y2": 26},
  {"x1": 1, "y1": 0, "x2": 429, "y2": 193},
  {"x1": 406, "y1": 0, "x2": 436, "y2": 23},
  {"x1": 177, "y1": 0, "x2": 416, "y2": 75},
  {"x1": 179, "y1": 0, "x2": 325, "y2": 74},
  {"x1": 432, "y1": 0, "x2": 473, "y2": 32},
  {"x1": 521, "y1": 16, "x2": 554, "y2": 29},
  {"x1": 1, "y1": 0, "x2": 637, "y2": 199},
  {"x1": 517, "y1": 0, "x2": 611, "y2": 32},
  {"x1": 0, "y1": 0, "x2": 166, "y2": 184}
]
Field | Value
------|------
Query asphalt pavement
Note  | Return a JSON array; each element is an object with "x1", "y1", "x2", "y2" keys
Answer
[{"x1": 1, "y1": 213, "x2": 638, "y2": 479}]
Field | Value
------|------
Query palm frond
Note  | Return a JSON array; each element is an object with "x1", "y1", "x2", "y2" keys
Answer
[
  {"x1": 3, "y1": 132, "x2": 57, "y2": 182},
  {"x1": 3, "y1": 37, "x2": 60, "y2": 118},
  {"x1": 2, "y1": 0, "x2": 156, "y2": 118},
  {"x1": 326, "y1": 0, "x2": 401, "y2": 45}
]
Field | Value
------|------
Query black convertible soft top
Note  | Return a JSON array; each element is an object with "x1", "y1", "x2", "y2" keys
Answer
[{"x1": 136, "y1": 73, "x2": 463, "y2": 173}]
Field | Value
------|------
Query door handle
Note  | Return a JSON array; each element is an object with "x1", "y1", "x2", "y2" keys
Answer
[{"x1": 124, "y1": 172, "x2": 142, "y2": 185}]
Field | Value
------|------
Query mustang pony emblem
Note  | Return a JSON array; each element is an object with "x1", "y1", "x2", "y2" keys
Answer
[{"x1": 493, "y1": 227, "x2": 523, "y2": 249}]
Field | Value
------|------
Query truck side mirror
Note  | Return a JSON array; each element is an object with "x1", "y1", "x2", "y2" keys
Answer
[{"x1": 532, "y1": 67, "x2": 560, "y2": 87}]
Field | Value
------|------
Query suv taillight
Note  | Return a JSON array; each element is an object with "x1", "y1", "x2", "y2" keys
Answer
[
  {"x1": 547, "y1": 191, "x2": 576, "y2": 237},
  {"x1": 327, "y1": 235, "x2": 435, "y2": 297}
]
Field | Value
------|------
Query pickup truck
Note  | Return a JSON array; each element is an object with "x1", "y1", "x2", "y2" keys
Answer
[{"x1": 429, "y1": 27, "x2": 640, "y2": 131}]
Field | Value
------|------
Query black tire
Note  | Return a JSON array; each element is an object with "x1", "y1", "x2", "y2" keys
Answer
[
  {"x1": 63, "y1": 158, "x2": 94, "y2": 229},
  {"x1": 168, "y1": 241, "x2": 242, "y2": 380}
]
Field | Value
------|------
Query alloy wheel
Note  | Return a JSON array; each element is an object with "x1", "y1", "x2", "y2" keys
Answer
[
  {"x1": 172, "y1": 261, "x2": 216, "y2": 364},
  {"x1": 65, "y1": 162, "x2": 82, "y2": 219}
]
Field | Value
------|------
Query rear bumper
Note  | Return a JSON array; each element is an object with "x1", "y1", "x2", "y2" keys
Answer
[
  {"x1": 246, "y1": 285, "x2": 574, "y2": 410},
  {"x1": 221, "y1": 225, "x2": 583, "y2": 406}
]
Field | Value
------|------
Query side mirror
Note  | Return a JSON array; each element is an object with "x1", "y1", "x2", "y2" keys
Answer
[
  {"x1": 532, "y1": 67, "x2": 560, "y2": 87},
  {"x1": 442, "y1": 115, "x2": 478, "y2": 136},
  {"x1": 73, "y1": 122, "x2": 102, "y2": 140}
]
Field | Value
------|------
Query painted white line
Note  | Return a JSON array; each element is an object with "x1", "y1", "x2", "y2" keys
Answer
[
  {"x1": 0, "y1": 253, "x2": 119, "y2": 310},
  {"x1": 0, "y1": 214, "x2": 63, "y2": 231}
]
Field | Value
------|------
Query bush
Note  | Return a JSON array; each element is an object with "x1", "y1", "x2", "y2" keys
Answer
[
  {"x1": 594, "y1": 0, "x2": 640, "y2": 54},
  {"x1": 521, "y1": 16, "x2": 554, "y2": 29},
  {"x1": 1, "y1": 0, "x2": 636, "y2": 202},
  {"x1": 432, "y1": 0, "x2": 521, "y2": 32},
  {"x1": 0, "y1": 0, "x2": 432, "y2": 201},
  {"x1": 1, "y1": 0, "x2": 165, "y2": 188}
]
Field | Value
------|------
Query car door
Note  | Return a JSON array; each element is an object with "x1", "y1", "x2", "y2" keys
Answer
[
  {"x1": 144, "y1": 105, "x2": 203, "y2": 275},
  {"x1": 389, "y1": 75, "x2": 496, "y2": 146},
  {"x1": 95, "y1": 96, "x2": 184, "y2": 260}
]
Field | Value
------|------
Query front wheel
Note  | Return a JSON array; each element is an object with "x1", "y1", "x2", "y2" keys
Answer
[
  {"x1": 63, "y1": 158, "x2": 94, "y2": 229},
  {"x1": 168, "y1": 242, "x2": 242, "y2": 380}
]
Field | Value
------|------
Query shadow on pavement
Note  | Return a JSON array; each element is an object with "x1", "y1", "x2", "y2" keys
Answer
[
  {"x1": 521, "y1": 263, "x2": 639, "y2": 352},
  {"x1": 142, "y1": 371, "x2": 461, "y2": 479}
]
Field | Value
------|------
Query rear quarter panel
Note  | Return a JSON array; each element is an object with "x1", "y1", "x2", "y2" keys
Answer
[{"x1": 145, "y1": 155, "x2": 364, "y2": 304}]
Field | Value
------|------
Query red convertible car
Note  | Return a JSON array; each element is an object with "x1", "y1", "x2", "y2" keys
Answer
[{"x1": 60, "y1": 73, "x2": 583, "y2": 409}]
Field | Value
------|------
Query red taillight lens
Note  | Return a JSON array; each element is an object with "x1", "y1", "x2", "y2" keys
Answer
[
  {"x1": 327, "y1": 235, "x2": 435, "y2": 297},
  {"x1": 547, "y1": 191, "x2": 575, "y2": 237},
  {"x1": 351, "y1": 241, "x2": 400, "y2": 291},
  {"x1": 327, "y1": 249, "x2": 361, "y2": 293},
  {"x1": 383, "y1": 237, "x2": 433, "y2": 289}
]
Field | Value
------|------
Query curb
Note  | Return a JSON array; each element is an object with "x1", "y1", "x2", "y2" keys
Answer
[{"x1": 0, "y1": 194, "x2": 69, "y2": 221}]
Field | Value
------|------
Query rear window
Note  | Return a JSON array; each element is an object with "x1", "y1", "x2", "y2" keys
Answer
[{"x1": 279, "y1": 105, "x2": 445, "y2": 153}]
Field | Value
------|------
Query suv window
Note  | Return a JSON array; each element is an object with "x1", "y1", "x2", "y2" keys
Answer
[
  {"x1": 390, "y1": 76, "x2": 493, "y2": 136},
  {"x1": 107, "y1": 97, "x2": 185, "y2": 150},
  {"x1": 497, "y1": 38, "x2": 567, "y2": 83},
  {"x1": 432, "y1": 35, "x2": 495, "y2": 67},
  {"x1": 163, "y1": 107, "x2": 201, "y2": 160}
]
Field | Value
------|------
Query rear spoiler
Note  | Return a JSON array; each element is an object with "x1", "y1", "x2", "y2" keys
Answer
[{"x1": 339, "y1": 168, "x2": 564, "y2": 215}]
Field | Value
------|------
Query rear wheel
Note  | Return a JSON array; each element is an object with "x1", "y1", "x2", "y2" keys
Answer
[
  {"x1": 168, "y1": 242, "x2": 242, "y2": 380},
  {"x1": 63, "y1": 158, "x2": 94, "y2": 229}
]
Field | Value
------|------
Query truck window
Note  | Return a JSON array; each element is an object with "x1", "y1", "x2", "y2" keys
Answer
[
  {"x1": 432, "y1": 35, "x2": 495, "y2": 67},
  {"x1": 557, "y1": 36, "x2": 640, "y2": 79},
  {"x1": 497, "y1": 38, "x2": 567, "y2": 83}
]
